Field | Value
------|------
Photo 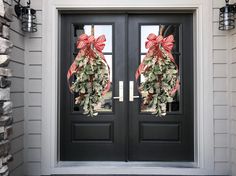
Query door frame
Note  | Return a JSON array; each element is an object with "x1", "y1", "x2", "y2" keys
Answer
[{"x1": 41, "y1": 0, "x2": 214, "y2": 175}]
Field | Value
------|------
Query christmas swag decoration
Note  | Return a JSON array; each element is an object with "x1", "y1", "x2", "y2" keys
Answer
[
  {"x1": 67, "y1": 34, "x2": 110, "y2": 116},
  {"x1": 136, "y1": 33, "x2": 180, "y2": 116}
]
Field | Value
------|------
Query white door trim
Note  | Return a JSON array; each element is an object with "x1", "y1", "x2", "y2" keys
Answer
[{"x1": 41, "y1": 0, "x2": 214, "y2": 175}]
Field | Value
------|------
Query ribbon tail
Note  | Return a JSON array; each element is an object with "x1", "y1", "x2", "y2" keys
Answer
[
  {"x1": 135, "y1": 58, "x2": 146, "y2": 80},
  {"x1": 135, "y1": 58, "x2": 147, "y2": 96},
  {"x1": 67, "y1": 60, "x2": 79, "y2": 93},
  {"x1": 135, "y1": 64, "x2": 142, "y2": 80},
  {"x1": 170, "y1": 79, "x2": 180, "y2": 96},
  {"x1": 168, "y1": 52, "x2": 175, "y2": 63},
  {"x1": 168, "y1": 53, "x2": 180, "y2": 96}
]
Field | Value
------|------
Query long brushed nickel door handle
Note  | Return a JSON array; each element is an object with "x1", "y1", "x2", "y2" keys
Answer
[
  {"x1": 113, "y1": 81, "x2": 123, "y2": 102},
  {"x1": 129, "y1": 81, "x2": 139, "y2": 101}
]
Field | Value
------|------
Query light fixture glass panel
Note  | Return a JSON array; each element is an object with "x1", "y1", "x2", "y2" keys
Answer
[
  {"x1": 219, "y1": 3, "x2": 236, "y2": 31},
  {"x1": 22, "y1": 8, "x2": 37, "y2": 32}
]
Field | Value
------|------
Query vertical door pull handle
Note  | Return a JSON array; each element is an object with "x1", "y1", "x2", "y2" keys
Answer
[
  {"x1": 129, "y1": 81, "x2": 140, "y2": 101},
  {"x1": 113, "y1": 81, "x2": 123, "y2": 102}
]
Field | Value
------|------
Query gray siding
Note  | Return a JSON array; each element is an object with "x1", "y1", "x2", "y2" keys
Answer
[
  {"x1": 7, "y1": 0, "x2": 25, "y2": 175},
  {"x1": 212, "y1": 0, "x2": 230, "y2": 174},
  {"x1": 213, "y1": 1, "x2": 236, "y2": 175},
  {"x1": 24, "y1": 0, "x2": 42, "y2": 175},
  {"x1": 229, "y1": 0, "x2": 236, "y2": 174}
]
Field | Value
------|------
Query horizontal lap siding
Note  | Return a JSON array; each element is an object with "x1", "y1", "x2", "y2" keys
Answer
[
  {"x1": 25, "y1": 1, "x2": 42, "y2": 175},
  {"x1": 230, "y1": 4, "x2": 236, "y2": 175},
  {"x1": 8, "y1": 0, "x2": 25, "y2": 175},
  {"x1": 212, "y1": 0, "x2": 230, "y2": 175}
]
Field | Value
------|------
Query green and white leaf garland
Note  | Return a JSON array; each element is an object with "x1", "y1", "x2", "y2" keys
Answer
[
  {"x1": 135, "y1": 33, "x2": 180, "y2": 116},
  {"x1": 67, "y1": 34, "x2": 110, "y2": 116}
]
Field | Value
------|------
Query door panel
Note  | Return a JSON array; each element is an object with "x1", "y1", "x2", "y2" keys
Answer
[
  {"x1": 71, "y1": 122, "x2": 113, "y2": 142},
  {"x1": 60, "y1": 14, "x2": 127, "y2": 161},
  {"x1": 139, "y1": 122, "x2": 180, "y2": 142},
  {"x1": 128, "y1": 14, "x2": 194, "y2": 161}
]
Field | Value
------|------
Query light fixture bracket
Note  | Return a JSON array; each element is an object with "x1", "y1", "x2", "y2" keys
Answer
[
  {"x1": 14, "y1": 4, "x2": 22, "y2": 17},
  {"x1": 14, "y1": 0, "x2": 34, "y2": 18}
]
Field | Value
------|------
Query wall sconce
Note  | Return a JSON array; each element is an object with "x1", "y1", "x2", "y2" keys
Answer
[
  {"x1": 219, "y1": 0, "x2": 236, "y2": 30},
  {"x1": 14, "y1": 0, "x2": 37, "y2": 33}
]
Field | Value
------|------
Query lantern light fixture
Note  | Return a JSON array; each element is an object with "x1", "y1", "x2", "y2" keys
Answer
[
  {"x1": 219, "y1": 0, "x2": 236, "y2": 30},
  {"x1": 14, "y1": 0, "x2": 37, "y2": 33}
]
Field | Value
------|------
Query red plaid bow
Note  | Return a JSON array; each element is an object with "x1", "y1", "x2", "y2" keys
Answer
[
  {"x1": 145, "y1": 33, "x2": 174, "y2": 60},
  {"x1": 77, "y1": 34, "x2": 106, "y2": 54}
]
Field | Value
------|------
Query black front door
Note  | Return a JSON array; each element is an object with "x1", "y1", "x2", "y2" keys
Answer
[{"x1": 60, "y1": 12, "x2": 193, "y2": 161}]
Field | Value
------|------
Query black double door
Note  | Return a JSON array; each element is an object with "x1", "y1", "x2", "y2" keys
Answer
[{"x1": 60, "y1": 12, "x2": 194, "y2": 161}]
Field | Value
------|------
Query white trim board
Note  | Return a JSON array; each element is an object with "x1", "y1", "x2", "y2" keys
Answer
[{"x1": 41, "y1": 0, "x2": 214, "y2": 175}]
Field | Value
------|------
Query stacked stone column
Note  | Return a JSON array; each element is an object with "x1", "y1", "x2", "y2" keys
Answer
[{"x1": 0, "y1": 0, "x2": 14, "y2": 175}]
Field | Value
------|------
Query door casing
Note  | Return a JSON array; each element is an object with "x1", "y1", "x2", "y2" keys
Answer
[{"x1": 41, "y1": 1, "x2": 214, "y2": 174}]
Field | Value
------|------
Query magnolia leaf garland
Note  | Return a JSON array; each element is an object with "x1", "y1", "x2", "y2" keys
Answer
[
  {"x1": 67, "y1": 34, "x2": 110, "y2": 116},
  {"x1": 135, "y1": 33, "x2": 180, "y2": 117}
]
